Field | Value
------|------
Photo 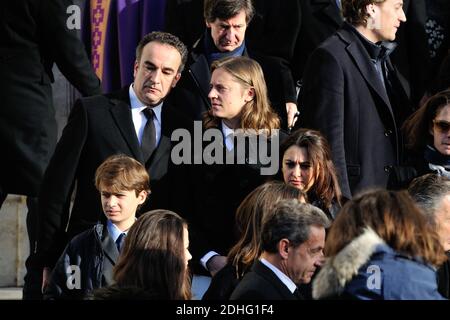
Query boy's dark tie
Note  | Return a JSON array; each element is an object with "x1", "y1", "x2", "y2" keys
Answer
[{"x1": 116, "y1": 233, "x2": 126, "y2": 252}]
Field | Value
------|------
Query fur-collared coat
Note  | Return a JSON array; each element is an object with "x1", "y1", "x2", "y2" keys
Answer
[{"x1": 313, "y1": 228, "x2": 445, "y2": 300}]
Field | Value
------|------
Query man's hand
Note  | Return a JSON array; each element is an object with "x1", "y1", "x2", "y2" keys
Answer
[
  {"x1": 286, "y1": 102, "x2": 299, "y2": 130},
  {"x1": 42, "y1": 267, "x2": 51, "y2": 293},
  {"x1": 206, "y1": 255, "x2": 227, "y2": 277}
]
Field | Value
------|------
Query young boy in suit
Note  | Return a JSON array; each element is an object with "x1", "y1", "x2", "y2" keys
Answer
[{"x1": 43, "y1": 154, "x2": 149, "y2": 299}]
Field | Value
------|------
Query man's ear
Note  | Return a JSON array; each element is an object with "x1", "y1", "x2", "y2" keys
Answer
[
  {"x1": 366, "y1": 3, "x2": 377, "y2": 18},
  {"x1": 278, "y1": 239, "x2": 290, "y2": 259},
  {"x1": 137, "y1": 190, "x2": 148, "y2": 205},
  {"x1": 172, "y1": 73, "x2": 182, "y2": 88},
  {"x1": 133, "y1": 60, "x2": 139, "y2": 78},
  {"x1": 244, "y1": 87, "x2": 255, "y2": 102},
  {"x1": 206, "y1": 20, "x2": 211, "y2": 28}
]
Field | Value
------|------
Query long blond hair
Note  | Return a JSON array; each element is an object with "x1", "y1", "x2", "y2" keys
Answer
[{"x1": 203, "y1": 56, "x2": 280, "y2": 133}]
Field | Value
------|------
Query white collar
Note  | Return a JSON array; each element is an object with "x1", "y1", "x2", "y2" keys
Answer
[
  {"x1": 260, "y1": 258, "x2": 297, "y2": 294},
  {"x1": 221, "y1": 120, "x2": 235, "y2": 138}
]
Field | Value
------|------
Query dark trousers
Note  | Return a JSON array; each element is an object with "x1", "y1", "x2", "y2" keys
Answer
[{"x1": 0, "y1": 193, "x2": 43, "y2": 300}]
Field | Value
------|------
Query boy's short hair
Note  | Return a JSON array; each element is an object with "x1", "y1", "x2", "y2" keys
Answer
[{"x1": 95, "y1": 154, "x2": 150, "y2": 196}]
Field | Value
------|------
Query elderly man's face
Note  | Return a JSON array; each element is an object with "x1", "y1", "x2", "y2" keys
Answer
[
  {"x1": 435, "y1": 194, "x2": 450, "y2": 251},
  {"x1": 206, "y1": 9, "x2": 247, "y2": 52}
]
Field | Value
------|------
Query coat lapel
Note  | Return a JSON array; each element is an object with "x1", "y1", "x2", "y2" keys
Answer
[
  {"x1": 102, "y1": 229, "x2": 119, "y2": 265},
  {"x1": 101, "y1": 227, "x2": 119, "y2": 284},
  {"x1": 339, "y1": 27, "x2": 396, "y2": 121},
  {"x1": 109, "y1": 89, "x2": 144, "y2": 162}
]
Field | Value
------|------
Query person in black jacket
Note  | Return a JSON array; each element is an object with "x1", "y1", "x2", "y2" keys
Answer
[
  {"x1": 44, "y1": 155, "x2": 149, "y2": 299},
  {"x1": 230, "y1": 199, "x2": 330, "y2": 300},
  {"x1": 0, "y1": 0, "x2": 101, "y2": 299},
  {"x1": 36, "y1": 32, "x2": 191, "y2": 292},
  {"x1": 408, "y1": 173, "x2": 450, "y2": 298},
  {"x1": 300, "y1": 0, "x2": 412, "y2": 199},
  {"x1": 187, "y1": 56, "x2": 284, "y2": 298}
]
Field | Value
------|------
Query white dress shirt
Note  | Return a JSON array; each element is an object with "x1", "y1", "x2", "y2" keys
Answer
[
  {"x1": 221, "y1": 121, "x2": 235, "y2": 151},
  {"x1": 129, "y1": 84, "x2": 162, "y2": 146}
]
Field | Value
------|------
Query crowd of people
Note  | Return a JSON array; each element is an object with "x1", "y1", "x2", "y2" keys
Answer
[{"x1": 1, "y1": 0, "x2": 449, "y2": 300}]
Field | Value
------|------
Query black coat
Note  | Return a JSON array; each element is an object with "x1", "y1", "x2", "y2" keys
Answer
[
  {"x1": 300, "y1": 23, "x2": 411, "y2": 199},
  {"x1": 230, "y1": 260, "x2": 299, "y2": 300},
  {"x1": 37, "y1": 87, "x2": 192, "y2": 268},
  {"x1": 188, "y1": 129, "x2": 286, "y2": 275},
  {"x1": 44, "y1": 224, "x2": 117, "y2": 300},
  {"x1": 0, "y1": 0, "x2": 101, "y2": 196},
  {"x1": 202, "y1": 264, "x2": 240, "y2": 301}
]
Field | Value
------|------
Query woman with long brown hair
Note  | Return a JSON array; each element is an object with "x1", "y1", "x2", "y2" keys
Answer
[
  {"x1": 278, "y1": 128, "x2": 343, "y2": 220},
  {"x1": 313, "y1": 189, "x2": 446, "y2": 300},
  {"x1": 95, "y1": 210, "x2": 192, "y2": 300}
]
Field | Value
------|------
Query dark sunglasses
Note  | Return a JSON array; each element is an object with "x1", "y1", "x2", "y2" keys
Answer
[{"x1": 433, "y1": 120, "x2": 450, "y2": 133}]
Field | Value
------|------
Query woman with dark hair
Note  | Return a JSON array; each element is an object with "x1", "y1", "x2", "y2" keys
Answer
[
  {"x1": 403, "y1": 90, "x2": 450, "y2": 178},
  {"x1": 313, "y1": 189, "x2": 446, "y2": 300},
  {"x1": 94, "y1": 210, "x2": 192, "y2": 300},
  {"x1": 202, "y1": 181, "x2": 305, "y2": 300},
  {"x1": 278, "y1": 128, "x2": 343, "y2": 220}
]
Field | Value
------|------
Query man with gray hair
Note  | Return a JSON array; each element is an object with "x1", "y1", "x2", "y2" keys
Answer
[
  {"x1": 230, "y1": 199, "x2": 330, "y2": 300},
  {"x1": 408, "y1": 173, "x2": 450, "y2": 298}
]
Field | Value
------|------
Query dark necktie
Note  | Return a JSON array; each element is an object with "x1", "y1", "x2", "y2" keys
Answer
[
  {"x1": 116, "y1": 233, "x2": 126, "y2": 252},
  {"x1": 141, "y1": 108, "x2": 156, "y2": 162}
]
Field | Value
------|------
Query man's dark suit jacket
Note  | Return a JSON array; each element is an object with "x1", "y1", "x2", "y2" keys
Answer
[
  {"x1": 230, "y1": 260, "x2": 299, "y2": 300},
  {"x1": 187, "y1": 128, "x2": 287, "y2": 275},
  {"x1": 300, "y1": 23, "x2": 411, "y2": 199},
  {"x1": 0, "y1": 0, "x2": 101, "y2": 196},
  {"x1": 166, "y1": 32, "x2": 296, "y2": 128},
  {"x1": 37, "y1": 87, "x2": 191, "y2": 268}
]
